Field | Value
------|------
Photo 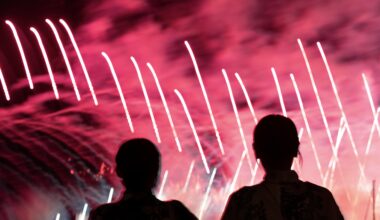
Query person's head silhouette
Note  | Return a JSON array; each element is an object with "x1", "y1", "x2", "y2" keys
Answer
[
  {"x1": 253, "y1": 114, "x2": 300, "y2": 172},
  {"x1": 115, "y1": 138, "x2": 160, "y2": 193}
]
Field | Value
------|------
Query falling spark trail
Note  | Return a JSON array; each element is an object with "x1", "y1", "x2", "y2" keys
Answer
[
  {"x1": 271, "y1": 67, "x2": 287, "y2": 117},
  {"x1": 102, "y1": 52, "x2": 134, "y2": 132},
  {"x1": 222, "y1": 69, "x2": 255, "y2": 178},
  {"x1": 183, "y1": 160, "x2": 195, "y2": 192},
  {"x1": 199, "y1": 168, "x2": 217, "y2": 219},
  {"x1": 46, "y1": 19, "x2": 81, "y2": 101},
  {"x1": 175, "y1": 89, "x2": 210, "y2": 174},
  {"x1": 79, "y1": 203, "x2": 88, "y2": 220},
  {"x1": 290, "y1": 74, "x2": 324, "y2": 182},
  {"x1": 235, "y1": 73, "x2": 258, "y2": 124},
  {"x1": 317, "y1": 42, "x2": 366, "y2": 181},
  {"x1": 0, "y1": 69, "x2": 10, "y2": 101},
  {"x1": 59, "y1": 19, "x2": 98, "y2": 105},
  {"x1": 107, "y1": 187, "x2": 114, "y2": 203},
  {"x1": 5, "y1": 20, "x2": 34, "y2": 89},
  {"x1": 362, "y1": 73, "x2": 380, "y2": 137},
  {"x1": 297, "y1": 39, "x2": 337, "y2": 165},
  {"x1": 30, "y1": 27, "x2": 59, "y2": 99},
  {"x1": 131, "y1": 57, "x2": 161, "y2": 143},
  {"x1": 55, "y1": 213, "x2": 60, "y2": 220},
  {"x1": 158, "y1": 170, "x2": 168, "y2": 198},
  {"x1": 229, "y1": 150, "x2": 247, "y2": 195},
  {"x1": 148, "y1": 63, "x2": 182, "y2": 151},
  {"x1": 365, "y1": 108, "x2": 380, "y2": 155},
  {"x1": 184, "y1": 41, "x2": 225, "y2": 155}
]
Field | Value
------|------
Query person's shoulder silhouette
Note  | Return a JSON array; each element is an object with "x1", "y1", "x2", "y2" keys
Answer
[
  {"x1": 90, "y1": 138, "x2": 197, "y2": 220},
  {"x1": 222, "y1": 114, "x2": 344, "y2": 220}
]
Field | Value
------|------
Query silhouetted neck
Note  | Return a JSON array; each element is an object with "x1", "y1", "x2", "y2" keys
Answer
[
  {"x1": 263, "y1": 170, "x2": 298, "y2": 184},
  {"x1": 123, "y1": 190, "x2": 155, "y2": 201}
]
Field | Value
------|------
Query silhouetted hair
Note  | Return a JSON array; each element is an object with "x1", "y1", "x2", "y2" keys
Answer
[
  {"x1": 253, "y1": 115, "x2": 300, "y2": 163},
  {"x1": 116, "y1": 138, "x2": 160, "y2": 191}
]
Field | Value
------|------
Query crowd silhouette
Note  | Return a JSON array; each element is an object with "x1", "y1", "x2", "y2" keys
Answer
[{"x1": 90, "y1": 114, "x2": 344, "y2": 219}]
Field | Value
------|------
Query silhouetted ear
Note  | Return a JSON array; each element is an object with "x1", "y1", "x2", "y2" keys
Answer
[{"x1": 253, "y1": 142, "x2": 261, "y2": 159}]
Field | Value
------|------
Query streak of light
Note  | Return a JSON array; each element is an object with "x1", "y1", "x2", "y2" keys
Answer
[
  {"x1": 5, "y1": 20, "x2": 34, "y2": 89},
  {"x1": 131, "y1": 57, "x2": 161, "y2": 143},
  {"x1": 298, "y1": 39, "x2": 338, "y2": 165},
  {"x1": 183, "y1": 160, "x2": 195, "y2": 192},
  {"x1": 79, "y1": 203, "x2": 88, "y2": 220},
  {"x1": 317, "y1": 41, "x2": 366, "y2": 181},
  {"x1": 147, "y1": 63, "x2": 182, "y2": 151},
  {"x1": 101, "y1": 52, "x2": 134, "y2": 132},
  {"x1": 0, "y1": 69, "x2": 10, "y2": 101},
  {"x1": 184, "y1": 41, "x2": 225, "y2": 155},
  {"x1": 222, "y1": 69, "x2": 255, "y2": 178},
  {"x1": 365, "y1": 108, "x2": 380, "y2": 155},
  {"x1": 46, "y1": 19, "x2": 81, "y2": 101},
  {"x1": 235, "y1": 73, "x2": 258, "y2": 124},
  {"x1": 271, "y1": 67, "x2": 287, "y2": 117},
  {"x1": 55, "y1": 213, "x2": 60, "y2": 220},
  {"x1": 290, "y1": 73, "x2": 324, "y2": 182},
  {"x1": 59, "y1": 19, "x2": 98, "y2": 105},
  {"x1": 229, "y1": 150, "x2": 247, "y2": 195},
  {"x1": 199, "y1": 168, "x2": 217, "y2": 220},
  {"x1": 174, "y1": 89, "x2": 210, "y2": 174},
  {"x1": 362, "y1": 73, "x2": 380, "y2": 137},
  {"x1": 158, "y1": 170, "x2": 169, "y2": 198},
  {"x1": 107, "y1": 187, "x2": 114, "y2": 203},
  {"x1": 30, "y1": 27, "x2": 59, "y2": 99}
]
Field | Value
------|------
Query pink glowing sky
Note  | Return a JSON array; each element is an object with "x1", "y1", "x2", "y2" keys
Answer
[{"x1": 0, "y1": 0, "x2": 380, "y2": 219}]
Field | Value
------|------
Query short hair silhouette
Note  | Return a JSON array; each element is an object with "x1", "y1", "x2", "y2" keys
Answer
[
  {"x1": 253, "y1": 114, "x2": 300, "y2": 171},
  {"x1": 115, "y1": 138, "x2": 160, "y2": 192}
]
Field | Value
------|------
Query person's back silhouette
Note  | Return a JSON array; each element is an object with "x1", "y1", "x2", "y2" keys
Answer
[
  {"x1": 222, "y1": 114, "x2": 344, "y2": 220},
  {"x1": 90, "y1": 138, "x2": 198, "y2": 220}
]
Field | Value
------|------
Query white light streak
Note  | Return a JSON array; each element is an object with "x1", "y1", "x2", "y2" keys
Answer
[
  {"x1": 46, "y1": 19, "x2": 81, "y2": 101},
  {"x1": 131, "y1": 57, "x2": 161, "y2": 143},
  {"x1": 365, "y1": 108, "x2": 380, "y2": 155},
  {"x1": 222, "y1": 69, "x2": 255, "y2": 178},
  {"x1": 30, "y1": 27, "x2": 59, "y2": 99},
  {"x1": 362, "y1": 73, "x2": 380, "y2": 137},
  {"x1": 174, "y1": 89, "x2": 210, "y2": 174},
  {"x1": 158, "y1": 170, "x2": 168, "y2": 198},
  {"x1": 148, "y1": 63, "x2": 182, "y2": 151},
  {"x1": 183, "y1": 160, "x2": 195, "y2": 192},
  {"x1": 271, "y1": 67, "x2": 287, "y2": 117},
  {"x1": 78, "y1": 203, "x2": 88, "y2": 220},
  {"x1": 184, "y1": 41, "x2": 225, "y2": 155},
  {"x1": 102, "y1": 52, "x2": 134, "y2": 132},
  {"x1": 0, "y1": 69, "x2": 10, "y2": 101},
  {"x1": 229, "y1": 150, "x2": 247, "y2": 195},
  {"x1": 235, "y1": 72, "x2": 258, "y2": 124},
  {"x1": 59, "y1": 19, "x2": 98, "y2": 105},
  {"x1": 199, "y1": 168, "x2": 217, "y2": 220},
  {"x1": 5, "y1": 20, "x2": 34, "y2": 89},
  {"x1": 107, "y1": 187, "x2": 114, "y2": 203},
  {"x1": 290, "y1": 73, "x2": 324, "y2": 182},
  {"x1": 55, "y1": 213, "x2": 60, "y2": 220}
]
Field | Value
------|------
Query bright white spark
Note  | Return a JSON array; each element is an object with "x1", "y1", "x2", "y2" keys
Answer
[
  {"x1": 271, "y1": 67, "x2": 287, "y2": 117},
  {"x1": 30, "y1": 27, "x2": 59, "y2": 99},
  {"x1": 148, "y1": 63, "x2": 182, "y2": 152},
  {"x1": 55, "y1": 213, "x2": 60, "y2": 220},
  {"x1": 290, "y1": 73, "x2": 324, "y2": 183},
  {"x1": 184, "y1": 41, "x2": 225, "y2": 155},
  {"x1": 59, "y1": 19, "x2": 98, "y2": 106},
  {"x1": 229, "y1": 150, "x2": 247, "y2": 195},
  {"x1": 174, "y1": 89, "x2": 210, "y2": 174},
  {"x1": 199, "y1": 168, "x2": 217, "y2": 220},
  {"x1": 222, "y1": 69, "x2": 255, "y2": 178},
  {"x1": 46, "y1": 19, "x2": 81, "y2": 101},
  {"x1": 0, "y1": 69, "x2": 10, "y2": 101},
  {"x1": 183, "y1": 160, "x2": 195, "y2": 192},
  {"x1": 5, "y1": 20, "x2": 34, "y2": 90},
  {"x1": 78, "y1": 203, "x2": 88, "y2": 220},
  {"x1": 235, "y1": 73, "x2": 258, "y2": 124},
  {"x1": 102, "y1": 52, "x2": 134, "y2": 132},
  {"x1": 131, "y1": 57, "x2": 161, "y2": 143},
  {"x1": 158, "y1": 170, "x2": 169, "y2": 199},
  {"x1": 107, "y1": 187, "x2": 114, "y2": 203},
  {"x1": 317, "y1": 41, "x2": 366, "y2": 182}
]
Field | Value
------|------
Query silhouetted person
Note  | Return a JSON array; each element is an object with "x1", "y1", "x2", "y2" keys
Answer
[
  {"x1": 222, "y1": 115, "x2": 344, "y2": 220},
  {"x1": 90, "y1": 138, "x2": 198, "y2": 220}
]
